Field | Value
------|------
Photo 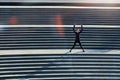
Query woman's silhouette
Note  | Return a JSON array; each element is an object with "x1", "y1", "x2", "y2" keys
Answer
[{"x1": 69, "y1": 24, "x2": 85, "y2": 52}]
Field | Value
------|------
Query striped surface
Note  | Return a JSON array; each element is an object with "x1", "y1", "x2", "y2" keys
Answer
[
  {"x1": 0, "y1": 26, "x2": 120, "y2": 79},
  {"x1": 0, "y1": 7, "x2": 120, "y2": 80},
  {"x1": 0, "y1": 26, "x2": 119, "y2": 50},
  {"x1": 1, "y1": 8, "x2": 120, "y2": 25},
  {"x1": 0, "y1": 53, "x2": 120, "y2": 80}
]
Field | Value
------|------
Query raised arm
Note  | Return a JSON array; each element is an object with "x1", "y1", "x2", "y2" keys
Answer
[
  {"x1": 73, "y1": 24, "x2": 76, "y2": 32},
  {"x1": 80, "y1": 24, "x2": 83, "y2": 33}
]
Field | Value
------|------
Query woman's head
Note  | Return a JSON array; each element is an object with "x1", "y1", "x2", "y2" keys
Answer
[{"x1": 76, "y1": 29, "x2": 80, "y2": 33}]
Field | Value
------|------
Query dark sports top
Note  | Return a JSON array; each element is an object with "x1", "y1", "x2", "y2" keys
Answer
[{"x1": 73, "y1": 24, "x2": 83, "y2": 42}]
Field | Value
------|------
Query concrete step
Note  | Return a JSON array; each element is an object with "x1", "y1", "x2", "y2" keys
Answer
[{"x1": 0, "y1": 53, "x2": 120, "y2": 80}]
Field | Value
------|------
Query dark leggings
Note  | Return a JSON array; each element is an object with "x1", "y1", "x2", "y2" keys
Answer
[{"x1": 70, "y1": 41, "x2": 84, "y2": 52}]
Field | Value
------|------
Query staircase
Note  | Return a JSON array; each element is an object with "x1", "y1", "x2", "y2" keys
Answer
[
  {"x1": 1, "y1": 8, "x2": 120, "y2": 25},
  {"x1": 0, "y1": 53, "x2": 120, "y2": 80},
  {"x1": 0, "y1": 26, "x2": 119, "y2": 50},
  {"x1": 0, "y1": 26, "x2": 120, "y2": 80},
  {"x1": 0, "y1": 7, "x2": 120, "y2": 80}
]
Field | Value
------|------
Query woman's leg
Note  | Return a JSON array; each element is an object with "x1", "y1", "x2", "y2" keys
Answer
[
  {"x1": 69, "y1": 41, "x2": 76, "y2": 52},
  {"x1": 78, "y1": 41, "x2": 85, "y2": 52}
]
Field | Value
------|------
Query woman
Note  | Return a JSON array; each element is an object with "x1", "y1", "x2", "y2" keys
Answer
[{"x1": 69, "y1": 24, "x2": 85, "y2": 52}]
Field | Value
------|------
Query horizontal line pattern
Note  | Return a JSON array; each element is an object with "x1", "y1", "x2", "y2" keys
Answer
[
  {"x1": 0, "y1": 27, "x2": 119, "y2": 49},
  {"x1": 0, "y1": 54, "x2": 120, "y2": 80},
  {"x1": 0, "y1": 7, "x2": 120, "y2": 80},
  {"x1": 1, "y1": 8, "x2": 120, "y2": 25}
]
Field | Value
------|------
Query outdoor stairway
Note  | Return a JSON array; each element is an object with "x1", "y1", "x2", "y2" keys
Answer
[
  {"x1": 1, "y1": 8, "x2": 120, "y2": 25},
  {"x1": 0, "y1": 7, "x2": 120, "y2": 80},
  {"x1": 0, "y1": 53, "x2": 120, "y2": 80},
  {"x1": 0, "y1": 26, "x2": 119, "y2": 50}
]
